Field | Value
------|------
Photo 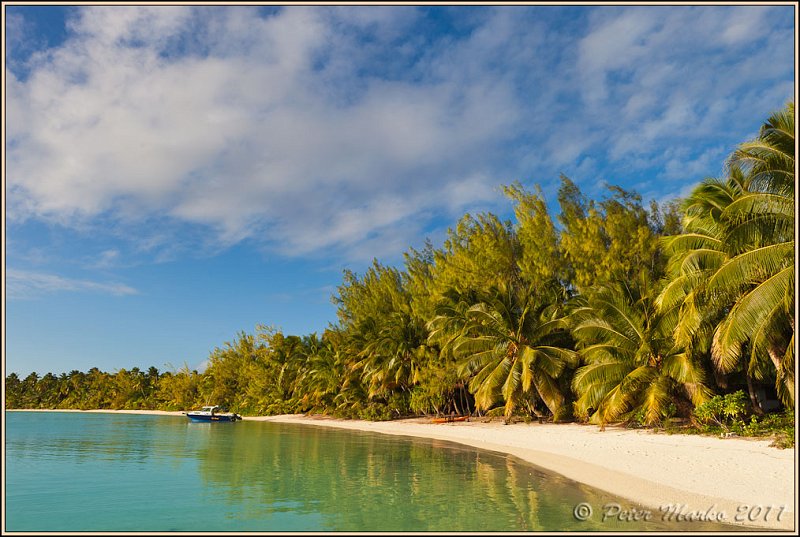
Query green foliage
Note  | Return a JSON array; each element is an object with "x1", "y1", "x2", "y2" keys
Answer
[
  {"x1": 403, "y1": 242, "x2": 439, "y2": 322},
  {"x1": 429, "y1": 282, "x2": 576, "y2": 420},
  {"x1": 680, "y1": 392, "x2": 795, "y2": 448},
  {"x1": 737, "y1": 411, "x2": 795, "y2": 448},
  {"x1": 571, "y1": 276, "x2": 710, "y2": 427},
  {"x1": 503, "y1": 182, "x2": 563, "y2": 289},
  {"x1": 6, "y1": 102, "x2": 793, "y2": 443},
  {"x1": 630, "y1": 401, "x2": 677, "y2": 428},
  {"x1": 334, "y1": 260, "x2": 408, "y2": 330},
  {"x1": 692, "y1": 391, "x2": 748, "y2": 431},
  {"x1": 664, "y1": 408, "x2": 795, "y2": 448},
  {"x1": 409, "y1": 365, "x2": 465, "y2": 416},
  {"x1": 557, "y1": 177, "x2": 663, "y2": 292},
  {"x1": 429, "y1": 212, "x2": 521, "y2": 296},
  {"x1": 659, "y1": 101, "x2": 795, "y2": 408},
  {"x1": 358, "y1": 403, "x2": 395, "y2": 421}
]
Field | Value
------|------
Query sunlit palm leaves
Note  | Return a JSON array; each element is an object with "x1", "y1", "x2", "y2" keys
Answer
[
  {"x1": 355, "y1": 310, "x2": 433, "y2": 400},
  {"x1": 659, "y1": 101, "x2": 795, "y2": 406},
  {"x1": 710, "y1": 103, "x2": 795, "y2": 404},
  {"x1": 428, "y1": 284, "x2": 576, "y2": 419},
  {"x1": 657, "y1": 169, "x2": 747, "y2": 355},
  {"x1": 572, "y1": 278, "x2": 710, "y2": 426},
  {"x1": 732, "y1": 102, "x2": 794, "y2": 193}
]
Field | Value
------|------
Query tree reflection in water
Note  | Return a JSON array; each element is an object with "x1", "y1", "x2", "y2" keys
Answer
[{"x1": 190, "y1": 421, "x2": 738, "y2": 532}]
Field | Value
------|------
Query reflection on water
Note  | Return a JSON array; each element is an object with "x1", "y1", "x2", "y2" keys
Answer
[{"x1": 5, "y1": 412, "x2": 741, "y2": 531}]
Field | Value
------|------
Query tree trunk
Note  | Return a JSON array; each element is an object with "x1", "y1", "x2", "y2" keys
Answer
[
  {"x1": 712, "y1": 368, "x2": 728, "y2": 391},
  {"x1": 746, "y1": 374, "x2": 765, "y2": 416},
  {"x1": 767, "y1": 345, "x2": 784, "y2": 374},
  {"x1": 769, "y1": 342, "x2": 794, "y2": 407}
]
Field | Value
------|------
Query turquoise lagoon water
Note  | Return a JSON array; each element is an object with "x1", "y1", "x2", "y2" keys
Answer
[{"x1": 5, "y1": 411, "x2": 737, "y2": 532}]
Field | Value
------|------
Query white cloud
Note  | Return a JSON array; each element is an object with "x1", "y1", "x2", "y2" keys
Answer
[
  {"x1": 5, "y1": 5, "x2": 794, "y2": 263},
  {"x1": 718, "y1": 7, "x2": 770, "y2": 45},
  {"x1": 6, "y1": 269, "x2": 138, "y2": 299},
  {"x1": 6, "y1": 12, "x2": 39, "y2": 68},
  {"x1": 578, "y1": 8, "x2": 659, "y2": 104},
  {"x1": 7, "y1": 6, "x2": 527, "y2": 261},
  {"x1": 90, "y1": 249, "x2": 122, "y2": 269},
  {"x1": 660, "y1": 145, "x2": 727, "y2": 182},
  {"x1": 575, "y1": 5, "x2": 792, "y2": 171}
]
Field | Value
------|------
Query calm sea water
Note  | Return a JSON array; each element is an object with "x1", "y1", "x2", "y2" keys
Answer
[{"x1": 5, "y1": 411, "x2": 738, "y2": 532}]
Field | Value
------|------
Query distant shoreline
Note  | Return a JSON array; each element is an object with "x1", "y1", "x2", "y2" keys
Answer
[
  {"x1": 7, "y1": 408, "x2": 795, "y2": 530},
  {"x1": 8, "y1": 408, "x2": 187, "y2": 416}
]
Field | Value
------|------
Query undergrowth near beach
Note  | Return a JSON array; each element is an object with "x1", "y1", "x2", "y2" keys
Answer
[
  {"x1": 664, "y1": 415, "x2": 795, "y2": 449},
  {"x1": 657, "y1": 392, "x2": 795, "y2": 449}
]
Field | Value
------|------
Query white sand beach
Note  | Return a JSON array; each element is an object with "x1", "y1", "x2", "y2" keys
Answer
[
  {"x1": 10, "y1": 409, "x2": 795, "y2": 530},
  {"x1": 255, "y1": 414, "x2": 796, "y2": 531}
]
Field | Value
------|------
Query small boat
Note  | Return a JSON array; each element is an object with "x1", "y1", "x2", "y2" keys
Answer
[
  {"x1": 432, "y1": 415, "x2": 470, "y2": 424},
  {"x1": 185, "y1": 405, "x2": 242, "y2": 422}
]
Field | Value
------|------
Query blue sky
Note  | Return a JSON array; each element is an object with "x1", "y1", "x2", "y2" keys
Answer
[{"x1": 4, "y1": 4, "x2": 795, "y2": 377}]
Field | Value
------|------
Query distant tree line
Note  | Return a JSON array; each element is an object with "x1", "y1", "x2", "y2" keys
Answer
[{"x1": 6, "y1": 102, "x2": 795, "y2": 429}]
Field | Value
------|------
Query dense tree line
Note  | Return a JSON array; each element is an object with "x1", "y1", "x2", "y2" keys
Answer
[{"x1": 6, "y1": 102, "x2": 795, "y2": 429}]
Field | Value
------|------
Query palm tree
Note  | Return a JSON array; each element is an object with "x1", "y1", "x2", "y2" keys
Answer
[
  {"x1": 5, "y1": 373, "x2": 22, "y2": 408},
  {"x1": 656, "y1": 168, "x2": 746, "y2": 384},
  {"x1": 256, "y1": 333, "x2": 307, "y2": 413},
  {"x1": 572, "y1": 276, "x2": 710, "y2": 427},
  {"x1": 355, "y1": 310, "x2": 431, "y2": 401},
  {"x1": 658, "y1": 167, "x2": 748, "y2": 324},
  {"x1": 428, "y1": 283, "x2": 576, "y2": 420},
  {"x1": 298, "y1": 340, "x2": 342, "y2": 412},
  {"x1": 709, "y1": 102, "x2": 795, "y2": 406},
  {"x1": 659, "y1": 102, "x2": 794, "y2": 407}
]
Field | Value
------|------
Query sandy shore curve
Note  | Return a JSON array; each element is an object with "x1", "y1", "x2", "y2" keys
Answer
[
  {"x1": 254, "y1": 414, "x2": 795, "y2": 531},
  {"x1": 8, "y1": 409, "x2": 795, "y2": 530}
]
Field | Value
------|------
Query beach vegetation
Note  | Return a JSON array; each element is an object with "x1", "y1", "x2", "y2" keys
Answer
[
  {"x1": 428, "y1": 282, "x2": 577, "y2": 421},
  {"x1": 5, "y1": 101, "x2": 795, "y2": 443},
  {"x1": 666, "y1": 391, "x2": 795, "y2": 448},
  {"x1": 692, "y1": 390, "x2": 749, "y2": 431},
  {"x1": 571, "y1": 276, "x2": 710, "y2": 427}
]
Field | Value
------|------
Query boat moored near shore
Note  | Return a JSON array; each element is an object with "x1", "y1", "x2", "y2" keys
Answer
[{"x1": 185, "y1": 405, "x2": 241, "y2": 422}]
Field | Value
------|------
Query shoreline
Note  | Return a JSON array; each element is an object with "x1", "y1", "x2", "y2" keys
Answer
[
  {"x1": 8, "y1": 408, "x2": 187, "y2": 416},
  {"x1": 8, "y1": 409, "x2": 795, "y2": 530},
  {"x1": 256, "y1": 414, "x2": 795, "y2": 531}
]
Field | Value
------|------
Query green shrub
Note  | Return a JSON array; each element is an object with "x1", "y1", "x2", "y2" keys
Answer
[
  {"x1": 689, "y1": 392, "x2": 794, "y2": 448},
  {"x1": 693, "y1": 391, "x2": 748, "y2": 431},
  {"x1": 734, "y1": 410, "x2": 795, "y2": 448},
  {"x1": 359, "y1": 403, "x2": 394, "y2": 421}
]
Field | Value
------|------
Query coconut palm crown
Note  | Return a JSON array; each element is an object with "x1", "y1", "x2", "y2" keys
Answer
[{"x1": 572, "y1": 275, "x2": 710, "y2": 426}]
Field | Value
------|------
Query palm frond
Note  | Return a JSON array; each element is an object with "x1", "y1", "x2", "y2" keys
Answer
[
  {"x1": 531, "y1": 370, "x2": 565, "y2": 416},
  {"x1": 662, "y1": 233, "x2": 724, "y2": 255},
  {"x1": 707, "y1": 242, "x2": 793, "y2": 295},
  {"x1": 640, "y1": 375, "x2": 674, "y2": 425},
  {"x1": 521, "y1": 346, "x2": 566, "y2": 378},
  {"x1": 712, "y1": 265, "x2": 794, "y2": 367}
]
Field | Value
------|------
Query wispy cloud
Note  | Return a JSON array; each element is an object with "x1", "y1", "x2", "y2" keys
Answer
[
  {"x1": 84, "y1": 249, "x2": 122, "y2": 269},
  {"x1": 5, "y1": 5, "x2": 793, "y2": 263},
  {"x1": 6, "y1": 269, "x2": 138, "y2": 299}
]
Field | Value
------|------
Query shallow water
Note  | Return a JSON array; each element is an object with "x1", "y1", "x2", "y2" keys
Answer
[{"x1": 5, "y1": 411, "x2": 740, "y2": 531}]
